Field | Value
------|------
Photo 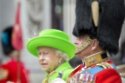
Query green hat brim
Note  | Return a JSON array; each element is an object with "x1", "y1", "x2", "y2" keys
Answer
[{"x1": 27, "y1": 35, "x2": 76, "y2": 59}]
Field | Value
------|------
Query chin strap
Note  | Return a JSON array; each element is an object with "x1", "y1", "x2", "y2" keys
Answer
[{"x1": 76, "y1": 36, "x2": 92, "y2": 54}]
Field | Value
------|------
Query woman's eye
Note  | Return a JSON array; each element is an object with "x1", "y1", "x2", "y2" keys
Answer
[
  {"x1": 38, "y1": 51, "x2": 41, "y2": 55},
  {"x1": 43, "y1": 51, "x2": 48, "y2": 55}
]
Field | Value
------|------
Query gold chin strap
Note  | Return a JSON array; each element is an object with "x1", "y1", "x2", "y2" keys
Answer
[
  {"x1": 91, "y1": 0, "x2": 99, "y2": 27},
  {"x1": 76, "y1": 36, "x2": 92, "y2": 53},
  {"x1": 82, "y1": 51, "x2": 108, "y2": 67}
]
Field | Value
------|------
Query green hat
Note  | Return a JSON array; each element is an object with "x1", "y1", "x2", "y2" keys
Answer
[{"x1": 27, "y1": 29, "x2": 76, "y2": 59}]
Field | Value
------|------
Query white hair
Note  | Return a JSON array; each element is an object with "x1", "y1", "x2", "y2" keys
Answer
[{"x1": 55, "y1": 50, "x2": 69, "y2": 62}]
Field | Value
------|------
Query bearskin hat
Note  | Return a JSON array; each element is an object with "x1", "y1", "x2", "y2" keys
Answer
[
  {"x1": 73, "y1": 0, "x2": 125, "y2": 54},
  {"x1": 1, "y1": 26, "x2": 14, "y2": 55}
]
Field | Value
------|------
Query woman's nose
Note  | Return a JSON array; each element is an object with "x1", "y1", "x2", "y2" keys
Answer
[{"x1": 39, "y1": 55, "x2": 44, "y2": 61}]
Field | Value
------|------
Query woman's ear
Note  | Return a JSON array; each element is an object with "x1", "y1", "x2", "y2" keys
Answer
[
  {"x1": 58, "y1": 56, "x2": 63, "y2": 64},
  {"x1": 91, "y1": 39, "x2": 99, "y2": 51}
]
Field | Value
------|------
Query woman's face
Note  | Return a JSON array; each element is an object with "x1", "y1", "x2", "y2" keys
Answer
[{"x1": 38, "y1": 47, "x2": 60, "y2": 73}]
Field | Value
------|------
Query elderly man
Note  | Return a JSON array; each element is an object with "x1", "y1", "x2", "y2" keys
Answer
[{"x1": 68, "y1": 0, "x2": 125, "y2": 83}]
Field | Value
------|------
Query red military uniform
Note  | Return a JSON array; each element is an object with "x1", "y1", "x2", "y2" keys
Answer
[
  {"x1": 70, "y1": 0, "x2": 125, "y2": 82},
  {"x1": 0, "y1": 59, "x2": 29, "y2": 83},
  {"x1": 69, "y1": 60, "x2": 121, "y2": 83},
  {"x1": 0, "y1": 27, "x2": 29, "y2": 83}
]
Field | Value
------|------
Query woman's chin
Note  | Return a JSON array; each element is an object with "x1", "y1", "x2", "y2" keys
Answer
[
  {"x1": 41, "y1": 65, "x2": 49, "y2": 71},
  {"x1": 41, "y1": 67, "x2": 49, "y2": 71}
]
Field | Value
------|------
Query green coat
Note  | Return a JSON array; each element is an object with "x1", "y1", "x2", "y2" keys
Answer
[{"x1": 42, "y1": 62, "x2": 73, "y2": 83}]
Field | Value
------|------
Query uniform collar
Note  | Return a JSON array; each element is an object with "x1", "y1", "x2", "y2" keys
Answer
[{"x1": 83, "y1": 51, "x2": 108, "y2": 67}]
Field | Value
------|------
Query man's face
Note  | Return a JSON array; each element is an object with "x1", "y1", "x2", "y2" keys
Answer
[
  {"x1": 38, "y1": 47, "x2": 60, "y2": 72},
  {"x1": 75, "y1": 35, "x2": 92, "y2": 58},
  {"x1": 75, "y1": 36, "x2": 85, "y2": 49}
]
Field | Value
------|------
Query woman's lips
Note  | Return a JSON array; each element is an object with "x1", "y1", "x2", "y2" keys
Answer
[
  {"x1": 39, "y1": 61, "x2": 48, "y2": 65},
  {"x1": 41, "y1": 63, "x2": 48, "y2": 65}
]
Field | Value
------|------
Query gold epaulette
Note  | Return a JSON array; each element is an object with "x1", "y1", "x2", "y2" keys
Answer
[{"x1": 0, "y1": 68, "x2": 8, "y2": 80}]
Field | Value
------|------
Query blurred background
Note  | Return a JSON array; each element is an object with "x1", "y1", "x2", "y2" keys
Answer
[{"x1": 0, "y1": 0, "x2": 124, "y2": 83}]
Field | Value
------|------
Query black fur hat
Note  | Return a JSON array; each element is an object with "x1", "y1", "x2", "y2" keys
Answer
[
  {"x1": 73, "y1": 0, "x2": 125, "y2": 54},
  {"x1": 1, "y1": 26, "x2": 14, "y2": 55}
]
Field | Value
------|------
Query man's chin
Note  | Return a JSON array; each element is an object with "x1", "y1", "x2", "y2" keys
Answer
[
  {"x1": 76, "y1": 51, "x2": 84, "y2": 58},
  {"x1": 76, "y1": 51, "x2": 90, "y2": 59}
]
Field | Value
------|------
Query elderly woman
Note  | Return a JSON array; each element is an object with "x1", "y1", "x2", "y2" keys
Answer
[{"x1": 27, "y1": 29, "x2": 76, "y2": 83}]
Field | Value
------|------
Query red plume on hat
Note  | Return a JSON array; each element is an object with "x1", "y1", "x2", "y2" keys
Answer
[
  {"x1": 73, "y1": 0, "x2": 125, "y2": 54},
  {"x1": 12, "y1": 0, "x2": 23, "y2": 50}
]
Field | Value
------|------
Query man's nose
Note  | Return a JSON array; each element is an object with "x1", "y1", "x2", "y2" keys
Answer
[{"x1": 75, "y1": 39, "x2": 82, "y2": 46}]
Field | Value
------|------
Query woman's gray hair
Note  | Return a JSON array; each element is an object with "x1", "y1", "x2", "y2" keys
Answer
[{"x1": 55, "y1": 50, "x2": 69, "y2": 61}]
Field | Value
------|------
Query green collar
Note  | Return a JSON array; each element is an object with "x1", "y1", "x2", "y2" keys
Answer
[
  {"x1": 43, "y1": 62, "x2": 72, "y2": 83},
  {"x1": 46, "y1": 62, "x2": 72, "y2": 76},
  {"x1": 55, "y1": 62, "x2": 72, "y2": 73}
]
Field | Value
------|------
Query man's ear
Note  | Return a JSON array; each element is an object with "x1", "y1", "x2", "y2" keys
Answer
[{"x1": 91, "y1": 39, "x2": 99, "y2": 51}]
